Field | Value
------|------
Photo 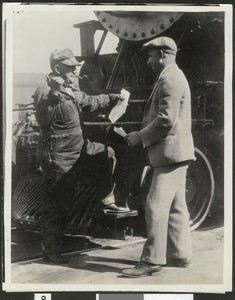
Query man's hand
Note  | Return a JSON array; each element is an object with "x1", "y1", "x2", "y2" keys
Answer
[
  {"x1": 109, "y1": 93, "x2": 125, "y2": 103},
  {"x1": 46, "y1": 75, "x2": 64, "y2": 96},
  {"x1": 125, "y1": 131, "x2": 142, "y2": 147}
]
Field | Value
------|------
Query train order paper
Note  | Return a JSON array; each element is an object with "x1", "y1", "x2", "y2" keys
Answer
[
  {"x1": 108, "y1": 89, "x2": 130, "y2": 123},
  {"x1": 113, "y1": 126, "x2": 127, "y2": 137}
]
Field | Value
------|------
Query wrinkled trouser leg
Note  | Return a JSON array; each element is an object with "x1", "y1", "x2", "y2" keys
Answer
[
  {"x1": 41, "y1": 197, "x2": 68, "y2": 256},
  {"x1": 167, "y1": 176, "x2": 192, "y2": 259},
  {"x1": 41, "y1": 141, "x2": 117, "y2": 255},
  {"x1": 141, "y1": 163, "x2": 191, "y2": 265},
  {"x1": 40, "y1": 157, "x2": 80, "y2": 256},
  {"x1": 86, "y1": 140, "x2": 116, "y2": 206}
]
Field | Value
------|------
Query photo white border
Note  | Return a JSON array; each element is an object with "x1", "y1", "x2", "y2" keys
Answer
[{"x1": 2, "y1": 3, "x2": 233, "y2": 293}]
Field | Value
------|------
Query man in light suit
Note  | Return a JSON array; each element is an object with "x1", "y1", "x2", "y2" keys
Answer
[{"x1": 122, "y1": 37, "x2": 195, "y2": 278}]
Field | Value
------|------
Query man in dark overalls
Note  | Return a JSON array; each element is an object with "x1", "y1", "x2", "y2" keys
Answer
[{"x1": 33, "y1": 49, "x2": 129, "y2": 264}]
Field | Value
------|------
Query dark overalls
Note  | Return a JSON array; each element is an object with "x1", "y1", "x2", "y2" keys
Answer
[{"x1": 34, "y1": 82, "x2": 115, "y2": 255}]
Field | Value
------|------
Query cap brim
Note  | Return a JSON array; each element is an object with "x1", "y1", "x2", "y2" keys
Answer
[
  {"x1": 141, "y1": 43, "x2": 161, "y2": 52},
  {"x1": 61, "y1": 57, "x2": 81, "y2": 66},
  {"x1": 141, "y1": 44, "x2": 176, "y2": 55}
]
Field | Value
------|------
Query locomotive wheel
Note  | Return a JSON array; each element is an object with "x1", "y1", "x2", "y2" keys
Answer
[
  {"x1": 187, "y1": 147, "x2": 215, "y2": 231},
  {"x1": 141, "y1": 147, "x2": 215, "y2": 231}
]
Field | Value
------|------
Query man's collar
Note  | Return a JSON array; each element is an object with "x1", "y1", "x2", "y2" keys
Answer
[{"x1": 156, "y1": 63, "x2": 177, "y2": 81}]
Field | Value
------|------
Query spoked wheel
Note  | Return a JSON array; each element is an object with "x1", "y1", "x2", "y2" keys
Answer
[
  {"x1": 141, "y1": 147, "x2": 215, "y2": 231},
  {"x1": 186, "y1": 147, "x2": 215, "y2": 231}
]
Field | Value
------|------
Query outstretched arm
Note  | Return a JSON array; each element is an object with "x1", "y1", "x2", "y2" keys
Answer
[{"x1": 74, "y1": 91, "x2": 124, "y2": 112}]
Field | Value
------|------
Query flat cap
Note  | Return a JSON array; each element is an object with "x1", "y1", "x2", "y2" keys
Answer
[
  {"x1": 50, "y1": 48, "x2": 81, "y2": 66},
  {"x1": 143, "y1": 36, "x2": 177, "y2": 55}
]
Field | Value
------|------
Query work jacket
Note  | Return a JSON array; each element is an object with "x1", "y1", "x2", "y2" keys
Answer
[{"x1": 33, "y1": 79, "x2": 111, "y2": 182}]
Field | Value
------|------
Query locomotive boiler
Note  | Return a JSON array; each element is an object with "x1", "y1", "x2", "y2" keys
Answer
[{"x1": 12, "y1": 11, "x2": 224, "y2": 234}]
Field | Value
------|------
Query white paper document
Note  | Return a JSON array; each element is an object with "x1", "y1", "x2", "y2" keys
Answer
[
  {"x1": 113, "y1": 126, "x2": 127, "y2": 137},
  {"x1": 108, "y1": 89, "x2": 130, "y2": 123}
]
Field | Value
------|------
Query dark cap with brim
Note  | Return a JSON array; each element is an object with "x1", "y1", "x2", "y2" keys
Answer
[
  {"x1": 50, "y1": 48, "x2": 81, "y2": 66},
  {"x1": 142, "y1": 36, "x2": 177, "y2": 55}
]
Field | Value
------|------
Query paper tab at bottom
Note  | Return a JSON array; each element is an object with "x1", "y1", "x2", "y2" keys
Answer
[{"x1": 34, "y1": 294, "x2": 51, "y2": 300}]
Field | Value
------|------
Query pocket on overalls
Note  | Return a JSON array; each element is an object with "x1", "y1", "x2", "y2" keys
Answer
[
  {"x1": 50, "y1": 134, "x2": 71, "y2": 153},
  {"x1": 59, "y1": 100, "x2": 76, "y2": 123},
  {"x1": 50, "y1": 134, "x2": 75, "y2": 172}
]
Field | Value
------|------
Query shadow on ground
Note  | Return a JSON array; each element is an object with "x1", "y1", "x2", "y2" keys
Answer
[
  {"x1": 27, "y1": 253, "x2": 137, "y2": 274},
  {"x1": 11, "y1": 229, "x2": 101, "y2": 263}
]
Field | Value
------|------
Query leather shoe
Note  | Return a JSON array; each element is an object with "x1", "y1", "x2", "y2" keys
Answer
[
  {"x1": 103, "y1": 203, "x2": 130, "y2": 213},
  {"x1": 167, "y1": 257, "x2": 191, "y2": 268},
  {"x1": 42, "y1": 253, "x2": 68, "y2": 264},
  {"x1": 121, "y1": 261, "x2": 162, "y2": 278}
]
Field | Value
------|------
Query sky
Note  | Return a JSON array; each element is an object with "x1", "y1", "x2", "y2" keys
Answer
[{"x1": 13, "y1": 9, "x2": 118, "y2": 74}]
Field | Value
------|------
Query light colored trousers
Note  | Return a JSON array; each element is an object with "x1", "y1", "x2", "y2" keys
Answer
[{"x1": 141, "y1": 162, "x2": 192, "y2": 265}]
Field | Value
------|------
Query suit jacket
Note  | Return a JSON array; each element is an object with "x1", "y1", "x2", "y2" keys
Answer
[{"x1": 139, "y1": 64, "x2": 195, "y2": 167}]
